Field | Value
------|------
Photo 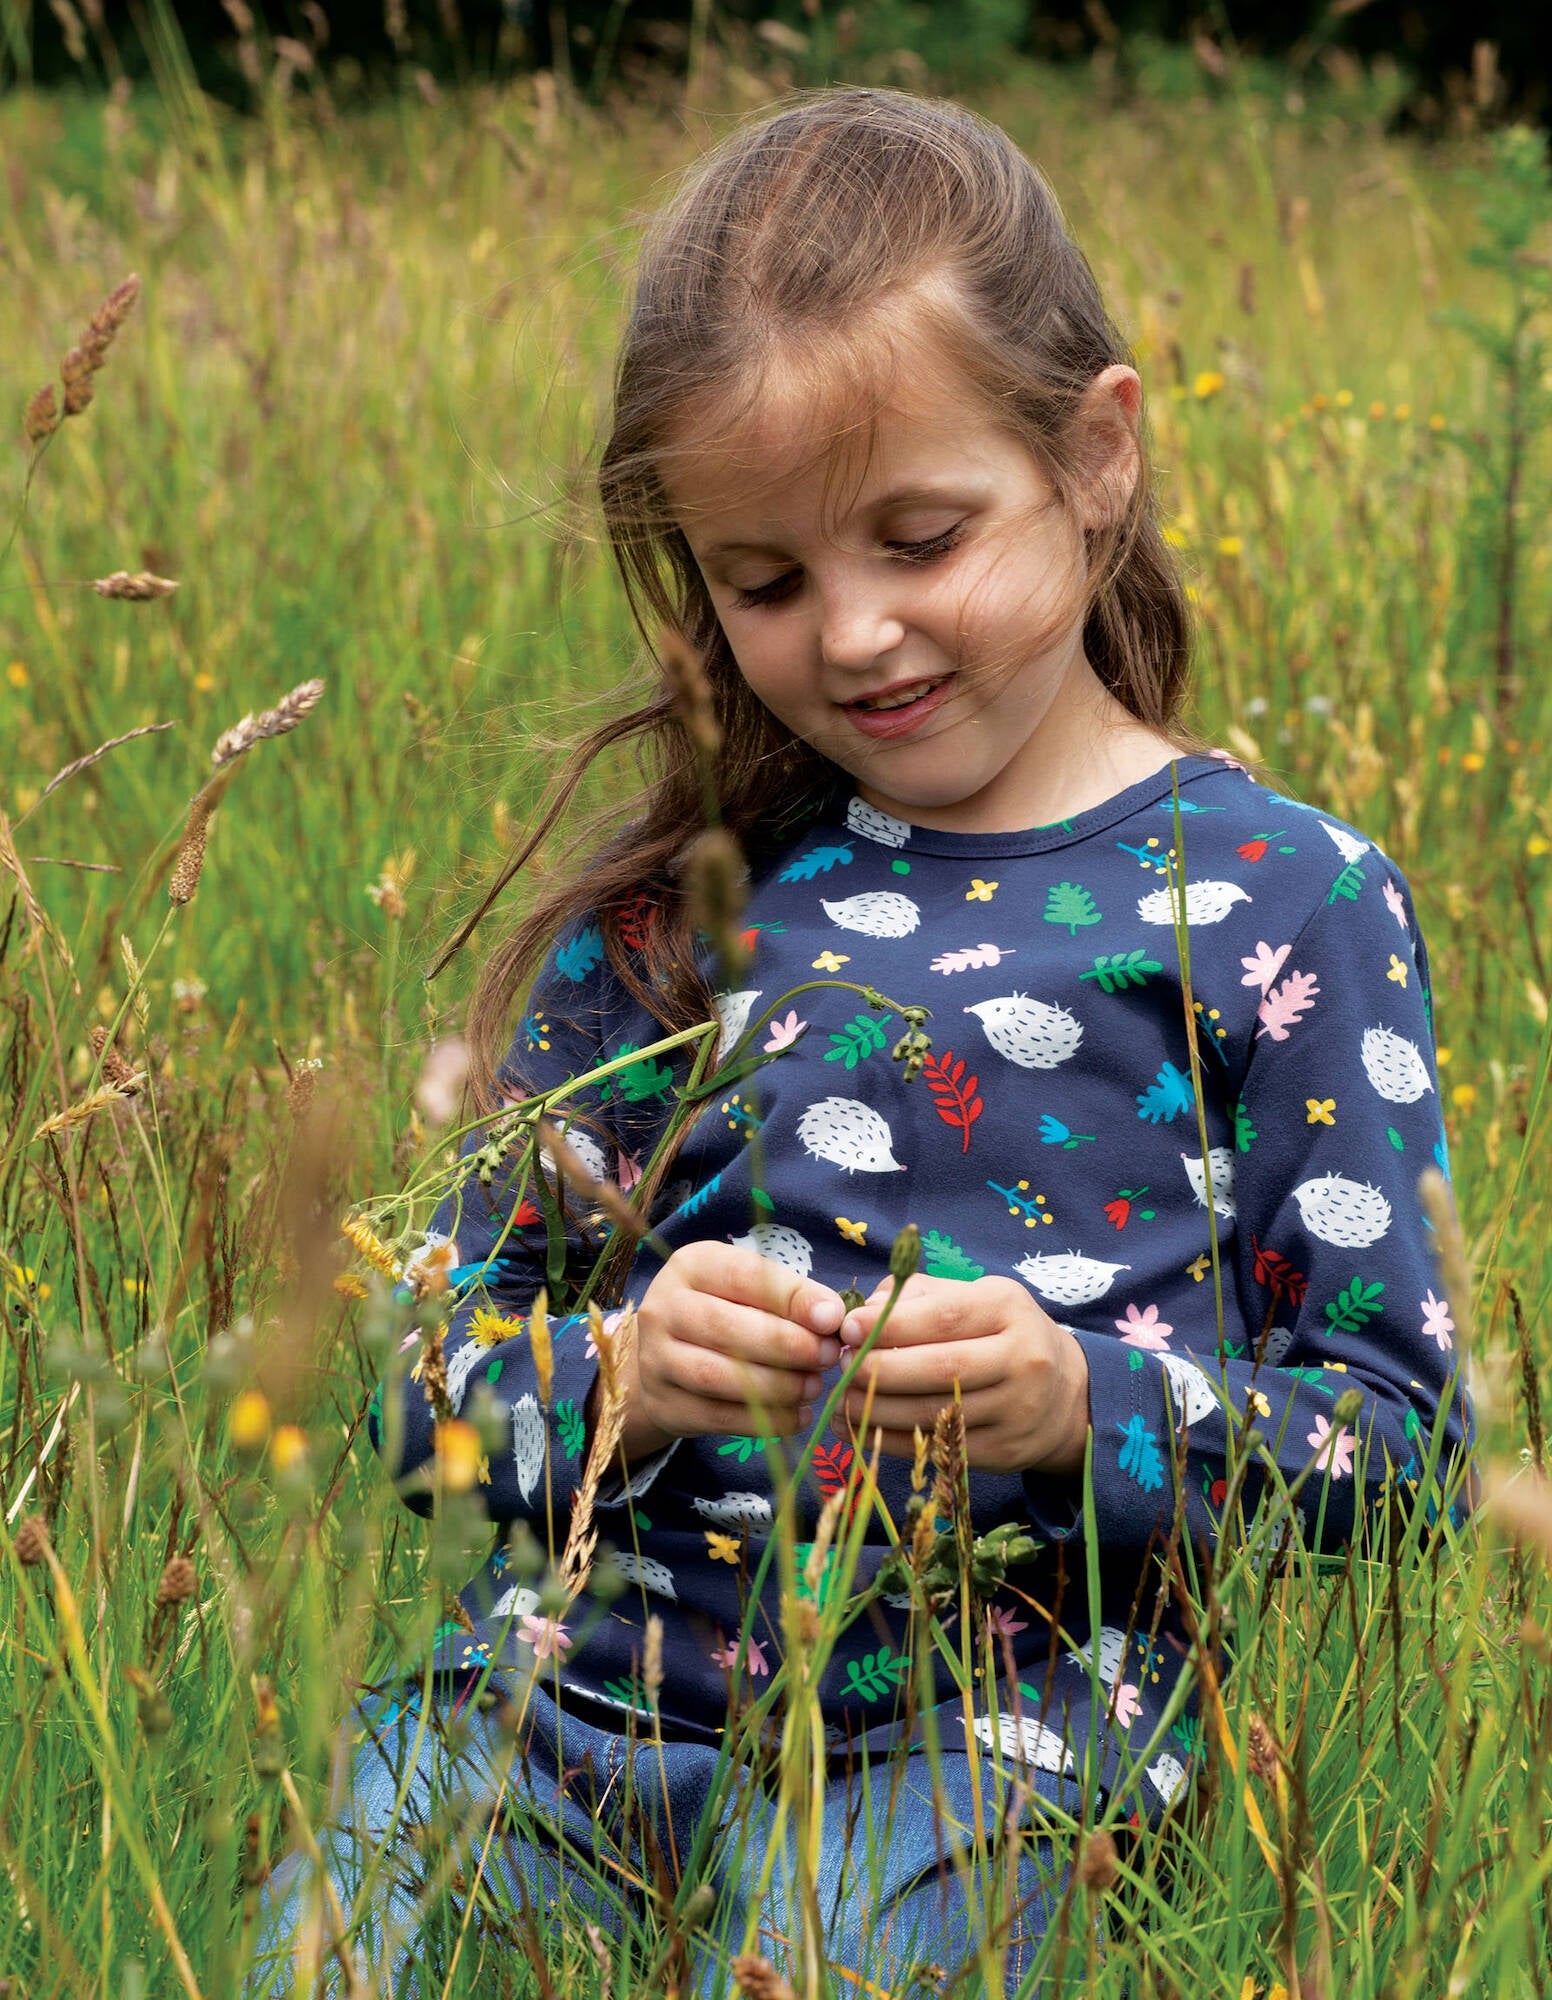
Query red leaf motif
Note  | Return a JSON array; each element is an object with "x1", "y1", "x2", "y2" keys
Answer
[
  {"x1": 1103, "y1": 1197, "x2": 1131, "y2": 1231},
  {"x1": 618, "y1": 891, "x2": 658, "y2": 953},
  {"x1": 812, "y1": 1442, "x2": 854, "y2": 1494},
  {"x1": 1255, "y1": 968, "x2": 1319, "y2": 1042},
  {"x1": 1237, "y1": 838, "x2": 1269, "y2": 864},
  {"x1": 1251, "y1": 1235, "x2": 1308, "y2": 1305},
  {"x1": 923, "y1": 1049, "x2": 983, "y2": 1155}
]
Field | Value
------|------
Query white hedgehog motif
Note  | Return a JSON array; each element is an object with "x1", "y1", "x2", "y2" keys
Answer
[
  {"x1": 1066, "y1": 1624, "x2": 1129, "y2": 1687},
  {"x1": 821, "y1": 891, "x2": 921, "y2": 939},
  {"x1": 1181, "y1": 1147, "x2": 1237, "y2": 1219},
  {"x1": 511, "y1": 1394, "x2": 546, "y2": 1502},
  {"x1": 1159, "y1": 1352, "x2": 1219, "y2": 1430},
  {"x1": 963, "y1": 994, "x2": 1084, "y2": 1069},
  {"x1": 539, "y1": 1120, "x2": 610, "y2": 1189},
  {"x1": 1360, "y1": 1025, "x2": 1433, "y2": 1104},
  {"x1": 490, "y1": 1585, "x2": 541, "y2": 1622},
  {"x1": 1260, "y1": 1325, "x2": 1296, "y2": 1366},
  {"x1": 1147, "y1": 1753, "x2": 1190, "y2": 1804},
  {"x1": 973, "y1": 1711, "x2": 1075, "y2": 1774},
  {"x1": 1137, "y1": 879, "x2": 1252, "y2": 927},
  {"x1": 845, "y1": 795, "x2": 912, "y2": 847},
  {"x1": 1293, "y1": 1173, "x2": 1393, "y2": 1248},
  {"x1": 712, "y1": 988, "x2": 763, "y2": 1061},
  {"x1": 610, "y1": 1550, "x2": 678, "y2": 1601},
  {"x1": 796, "y1": 1097, "x2": 905, "y2": 1173},
  {"x1": 445, "y1": 1337, "x2": 488, "y2": 1415},
  {"x1": 1319, "y1": 820, "x2": 1370, "y2": 865},
  {"x1": 691, "y1": 1492, "x2": 774, "y2": 1534},
  {"x1": 1014, "y1": 1250, "x2": 1130, "y2": 1307},
  {"x1": 728, "y1": 1222, "x2": 814, "y2": 1278}
]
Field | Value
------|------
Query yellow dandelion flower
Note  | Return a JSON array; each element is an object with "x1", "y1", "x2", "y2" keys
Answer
[
  {"x1": 6, "y1": 660, "x2": 29, "y2": 689},
  {"x1": 1193, "y1": 370, "x2": 1225, "y2": 401},
  {"x1": 706, "y1": 1531, "x2": 741, "y2": 1564},
  {"x1": 193, "y1": 671, "x2": 216, "y2": 693},
  {"x1": 1436, "y1": 1045, "x2": 1452, "y2": 1067},
  {"x1": 270, "y1": 1425, "x2": 308, "y2": 1474},
  {"x1": 1161, "y1": 522, "x2": 1189, "y2": 549},
  {"x1": 1311, "y1": 393, "x2": 1329, "y2": 412},
  {"x1": 229, "y1": 1389, "x2": 272, "y2": 1452},
  {"x1": 470, "y1": 1306, "x2": 522, "y2": 1347},
  {"x1": 340, "y1": 1214, "x2": 401, "y2": 1279},
  {"x1": 1305, "y1": 1098, "x2": 1336, "y2": 1125},
  {"x1": 332, "y1": 1271, "x2": 370, "y2": 1300},
  {"x1": 435, "y1": 1420, "x2": 483, "y2": 1493},
  {"x1": 1451, "y1": 1083, "x2": 1477, "y2": 1115}
]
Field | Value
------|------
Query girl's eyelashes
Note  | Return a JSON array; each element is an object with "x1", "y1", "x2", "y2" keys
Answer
[{"x1": 728, "y1": 522, "x2": 967, "y2": 610}]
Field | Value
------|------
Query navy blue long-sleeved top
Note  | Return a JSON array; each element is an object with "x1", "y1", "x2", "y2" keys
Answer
[{"x1": 370, "y1": 749, "x2": 1472, "y2": 1822}]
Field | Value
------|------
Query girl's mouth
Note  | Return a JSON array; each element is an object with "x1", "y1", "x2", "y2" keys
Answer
[{"x1": 843, "y1": 674, "x2": 955, "y2": 740}]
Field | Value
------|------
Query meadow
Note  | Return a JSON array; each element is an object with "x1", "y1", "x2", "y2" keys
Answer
[{"x1": 2, "y1": 30, "x2": 1552, "y2": 1999}]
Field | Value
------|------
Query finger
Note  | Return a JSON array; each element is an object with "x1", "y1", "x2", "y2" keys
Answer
[
  {"x1": 838, "y1": 1336, "x2": 1004, "y2": 1399},
  {"x1": 683, "y1": 1292, "x2": 842, "y2": 1375},
  {"x1": 679, "y1": 1240, "x2": 845, "y2": 1335},
  {"x1": 839, "y1": 1274, "x2": 1023, "y2": 1350},
  {"x1": 832, "y1": 1384, "x2": 1007, "y2": 1434},
  {"x1": 663, "y1": 1393, "x2": 814, "y2": 1439},
  {"x1": 663, "y1": 1335, "x2": 822, "y2": 1413}
]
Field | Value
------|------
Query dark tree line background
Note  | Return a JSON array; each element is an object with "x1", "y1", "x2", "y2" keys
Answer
[{"x1": 5, "y1": 0, "x2": 1546, "y2": 123}]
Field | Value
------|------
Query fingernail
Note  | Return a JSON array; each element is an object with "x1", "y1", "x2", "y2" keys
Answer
[
  {"x1": 809, "y1": 1296, "x2": 843, "y2": 1334},
  {"x1": 799, "y1": 1405, "x2": 814, "y2": 1426},
  {"x1": 841, "y1": 1314, "x2": 862, "y2": 1343},
  {"x1": 803, "y1": 1374, "x2": 821, "y2": 1399},
  {"x1": 817, "y1": 1339, "x2": 841, "y2": 1368}
]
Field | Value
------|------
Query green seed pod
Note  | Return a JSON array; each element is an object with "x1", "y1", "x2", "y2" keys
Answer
[
  {"x1": 1332, "y1": 1387, "x2": 1364, "y2": 1427},
  {"x1": 890, "y1": 1223, "x2": 921, "y2": 1285}
]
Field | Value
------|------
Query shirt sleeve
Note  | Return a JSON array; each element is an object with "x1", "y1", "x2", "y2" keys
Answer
[
  {"x1": 367, "y1": 913, "x2": 684, "y2": 1523},
  {"x1": 1023, "y1": 851, "x2": 1474, "y2": 1556}
]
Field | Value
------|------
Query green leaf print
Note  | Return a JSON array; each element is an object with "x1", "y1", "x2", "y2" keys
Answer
[
  {"x1": 598, "y1": 1042, "x2": 675, "y2": 1104},
  {"x1": 556, "y1": 1399, "x2": 587, "y2": 1459},
  {"x1": 825, "y1": 1013, "x2": 889, "y2": 1070},
  {"x1": 1079, "y1": 949, "x2": 1164, "y2": 993},
  {"x1": 842, "y1": 1645, "x2": 911, "y2": 1702},
  {"x1": 1328, "y1": 862, "x2": 1366, "y2": 905},
  {"x1": 1387, "y1": 1126, "x2": 1406, "y2": 1152},
  {"x1": 921, "y1": 1230, "x2": 986, "y2": 1282},
  {"x1": 795, "y1": 1544, "x2": 840, "y2": 1607},
  {"x1": 718, "y1": 1435, "x2": 778, "y2": 1464},
  {"x1": 603, "y1": 1675, "x2": 651, "y2": 1709},
  {"x1": 1232, "y1": 1099, "x2": 1258, "y2": 1153},
  {"x1": 1044, "y1": 882, "x2": 1103, "y2": 936},
  {"x1": 1323, "y1": 1278, "x2": 1386, "y2": 1336}
]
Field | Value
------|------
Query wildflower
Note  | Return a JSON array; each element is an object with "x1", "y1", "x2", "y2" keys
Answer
[
  {"x1": 1429, "y1": 412, "x2": 1446, "y2": 431},
  {"x1": 985, "y1": 1605, "x2": 1028, "y2": 1639},
  {"x1": 1451, "y1": 1083, "x2": 1477, "y2": 1115},
  {"x1": 517, "y1": 1612, "x2": 573, "y2": 1662},
  {"x1": 1461, "y1": 751, "x2": 1485, "y2": 773},
  {"x1": 706, "y1": 1531, "x2": 741, "y2": 1564},
  {"x1": 1193, "y1": 370, "x2": 1225, "y2": 400},
  {"x1": 1161, "y1": 521, "x2": 1189, "y2": 548},
  {"x1": 1369, "y1": 401, "x2": 1387, "y2": 420},
  {"x1": 340, "y1": 1214, "x2": 402, "y2": 1280},
  {"x1": 270, "y1": 1426, "x2": 308, "y2": 1475},
  {"x1": 436, "y1": 1420, "x2": 484, "y2": 1492},
  {"x1": 1305, "y1": 1098, "x2": 1336, "y2": 1125},
  {"x1": 5, "y1": 661, "x2": 28, "y2": 688},
  {"x1": 1247, "y1": 1389, "x2": 1272, "y2": 1420},
  {"x1": 333, "y1": 1272, "x2": 369, "y2": 1300},
  {"x1": 1311, "y1": 392, "x2": 1329, "y2": 411},
  {"x1": 229, "y1": 1389, "x2": 272, "y2": 1452},
  {"x1": 1393, "y1": 402, "x2": 1411, "y2": 420},
  {"x1": 1528, "y1": 837, "x2": 1549, "y2": 858},
  {"x1": 1216, "y1": 535, "x2": 1243, "y2": 558},
  {"x1": 1334, "y1": 388, "x2": 1353, "y2": 408},
  {"x1": 469, "y1": 1306, "x2": 521, "y2": 1347}
]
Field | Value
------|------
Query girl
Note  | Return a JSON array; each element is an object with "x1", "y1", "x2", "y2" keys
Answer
[{"x1": 258, "y1": 86, "x2": 1470, "y2": 1996}]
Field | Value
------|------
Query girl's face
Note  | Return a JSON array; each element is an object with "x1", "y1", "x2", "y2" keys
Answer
[{"x1": 668, "y1": 347, "x2": 1166, "y2": 834}]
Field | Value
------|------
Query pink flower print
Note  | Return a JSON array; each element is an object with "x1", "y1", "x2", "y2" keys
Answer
[
  {"x1": 1116, "y1": 1302, "x2": 1173, "y2": 1349},
  {"x1": 616, "y1": 1148, "x2": 643, "y2": 1194},
  {"x1": 763, "y1": 1009, "x2": 808, "y2": 1053},
  {"x1": 1422, "y1": 1289, "x2": 1455, "y2": 1352},
  {"x1": 709, "y1": 1636, "x2": 770, "y2": 1677},
  {"x1": 1308, "y1": 1415, "x2": 1355, "y2": 1481},
  {"x1": 584, "y1": 1309, "x2": 625, "y2": 1361},
  {"x1": 985, "y1": 1606, "x2": 1029, "y2": 1640},
  {"x1": 1383, "y1": 877, "x2": 1408, "y2": 930},
  {"x1": 1108, "y1": 1682, "x2": 1141, "y2": 1727},
  {"x1": 1240, "y1": 941, "x2": 1291, "y2": 995},
  {"x1": 517, "y1": 1613, "x2": 573, "y2": 1663}
]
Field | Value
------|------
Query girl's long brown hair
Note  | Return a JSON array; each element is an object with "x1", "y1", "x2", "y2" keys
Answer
[{"x1": 458, "y1": 86, "x2": 1207, "y2": 1154}]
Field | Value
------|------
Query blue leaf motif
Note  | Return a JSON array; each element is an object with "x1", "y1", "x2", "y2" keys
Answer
[
  {"x1": 1135, "y1": 1062, "x2": 1195, "y2": 1125},
  {"x1": 554, "y1": 922, "x2": 604, "y2": 983},
  {"x1": 1117, "y1": 1415, "x2": 1165, "y2": 1492},
  {"x1": 675, "y1": 1171, "x2": 724, "y2": 1219},
  {"x1": 777, "y1": 844, "x2": 854, "y2": 883}
]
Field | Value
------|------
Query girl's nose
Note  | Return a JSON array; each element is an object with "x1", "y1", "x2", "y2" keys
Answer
[{"x1": 818, "y1": 590, "x2": 907, "y2": 673}]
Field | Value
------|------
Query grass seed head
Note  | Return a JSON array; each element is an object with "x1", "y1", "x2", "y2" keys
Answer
[
  {"x1": 155, "y1": 1554, "x2": 197, "y2": 1608},
  {"x1": 23, "y1": 382, "x2": 60, "y2": 444},
  {"x1": 1078, "y1": 1828, "x2": 1120, "y2": 1891},
  {"x1": 732, "y1": 1954, "x2": 798, "y2": 2000},
  {"x1": 90, "y1": 570, "x2": 179, "y2": 601},
  {"x1": 210, "y1": 676, "x2": 326, "y2": 773},
  {"x1": 14, "y1": 1514, "x2": 51, "y2": 1566}
]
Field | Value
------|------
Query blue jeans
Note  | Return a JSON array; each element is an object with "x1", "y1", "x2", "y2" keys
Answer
[{"x1": 248, "y1": 1672, "x2": 1088, "y2": 1997}]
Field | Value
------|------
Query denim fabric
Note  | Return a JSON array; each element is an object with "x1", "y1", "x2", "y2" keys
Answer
[{"x1": 248, "y1": 1672, "x2": 1089, "y2": 1997}]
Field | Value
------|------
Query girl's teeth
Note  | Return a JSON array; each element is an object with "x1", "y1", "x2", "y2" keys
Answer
[{"x1": 859, "y1": 678, "x2": 943, "y2": 711}]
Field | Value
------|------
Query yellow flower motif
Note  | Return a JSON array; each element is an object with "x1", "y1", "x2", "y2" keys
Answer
[
  {"x1": 812, "y1": 949, "x2": 850, "y2": 971},
  {"x1": 1193, "y1": 370, "x2": 1225, "y2": 400},
  {"x1": 470, "y1": 1306, "x2": 522, "y2": 1347},
  {"x1": 1305, "y1": 1098, "x2": 1336, "y2": 1125},
  {"x1": 836, "y1": 1216, "x2": 868, "y2": 1246},
  {"x1": 1386, "y1": 953, "x2": 1409, "y2": 986},
  {"x1": 1186, "y1": 1254, "x2": 1211, "y2": 1282},
  {"x1": 1247, "y1": 1390, "x2": 1272, "y2": 1419},
  {"x1": 966, "y1": 878, "x2": 998, "y2": 902},
  {"x1": 705, "y1": 1531, "x2": 741, "y2": 1564}
]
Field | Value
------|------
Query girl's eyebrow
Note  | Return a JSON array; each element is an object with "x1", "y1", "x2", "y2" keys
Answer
[{"x1": 699, "y1": 483, "x2": 974, "y2": 560}]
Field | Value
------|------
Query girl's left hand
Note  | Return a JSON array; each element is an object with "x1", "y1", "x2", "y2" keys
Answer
[{"x1": 831, "y1": 1273, "x2": 1090, "y2": 1475}]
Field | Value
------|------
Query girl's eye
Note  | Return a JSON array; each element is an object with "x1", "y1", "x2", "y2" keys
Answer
[{"x1": 727, "y1": 523, "x2": 965, "y2": 610}]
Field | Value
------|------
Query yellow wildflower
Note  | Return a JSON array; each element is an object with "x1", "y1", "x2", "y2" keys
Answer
[
  {"x1": 1193, "y1": 370, "x2": 1225, "y2": 400},
  {"x1": 270, "y1": 1425, "x2": 308, "y2": 1474},
  {"x1": 1369, "y1": 400, "x2": 1387, "y2": 420},
  {"x1": 1247, "y1": 1390, "x2": 1272, "y2": 1419},
  {"x1": 1528, "y1": 836, "x2": 1549, "y2": 858},
  {"x1": 230, "y1": 1389, "x2": 272, "y2": 1452},
  {"x1": 333, "y1": 1271, "x2": 370, "y2": 1300},
  {"x1": 1429, "y1": 413, "x2": 1446, "y2": 431},
  {"x1": 1451, "y1": 1083, "x2": 1477, "y2": 1115},
  {"x1": 470, "y1": 1306, "x2": 522, "y2": 1347},
  {"x1": 436, "y1": 1420, "x2": 484, "y2": 1493},
  {"x1": 1334, "y1": 388, "x2": 1354, "y2": 408},
  {"x1": 1217, "y1": 535, "x2": 1243, "y2": 558},
  {"x1": 1461, "y1": 751, "x2": 1485, "y2": 773},
  {"x1": 1393, "y1": 403, "x2": 1411, "y2": 420},
  {"x1": 340, "y1": 1214, "x2": 401, "y2": 1280},
  {"x1": 6, "y1": 661, "x2": 28, "y2": 689}
]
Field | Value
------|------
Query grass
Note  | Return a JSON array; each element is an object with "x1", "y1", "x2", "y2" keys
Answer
[{"x1": 1, "y1": 32, "x2": 1551, "y2": 1999}]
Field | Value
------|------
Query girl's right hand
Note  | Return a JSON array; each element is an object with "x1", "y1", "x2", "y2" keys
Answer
[{"x1": 614, "y1": 1242, "x2": 846, "y2": 1461}]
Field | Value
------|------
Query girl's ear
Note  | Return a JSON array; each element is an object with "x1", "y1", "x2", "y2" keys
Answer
[{"x1": 1073, "y1": 363, "x2": 1143, "y2": 533}]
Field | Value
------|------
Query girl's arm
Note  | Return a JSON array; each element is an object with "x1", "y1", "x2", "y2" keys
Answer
[
  {"x1": 368, "y1": 922, "x2": 684, "y2": 1523},
  {"x1": 1021, "y1": 852, "x2": 1474, "y2": 1560}
]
